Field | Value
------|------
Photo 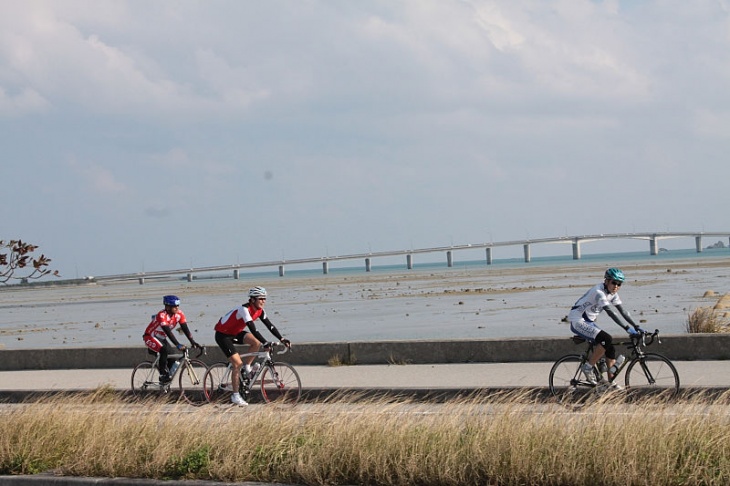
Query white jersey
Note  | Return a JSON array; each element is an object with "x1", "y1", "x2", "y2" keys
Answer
[{"x1": 569, "y1": 283, "x2": 622, "y2": 323}]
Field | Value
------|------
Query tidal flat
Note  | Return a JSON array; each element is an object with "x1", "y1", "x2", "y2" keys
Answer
[{"x1": 1, "y1": 255, "x2": 729, "y2": 350}]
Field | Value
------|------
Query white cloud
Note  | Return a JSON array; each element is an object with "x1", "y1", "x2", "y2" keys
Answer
[
  {"x1": 1, "y1": 0, "x2": 729, "y2": 278},
  {"x1": 68, "y1": 159, "x2": 127, "y2": 195}
]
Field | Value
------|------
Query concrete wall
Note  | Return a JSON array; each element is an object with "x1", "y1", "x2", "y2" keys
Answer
[{"x1": 1, "y1": 334, "x2": 729, "y2": 371}]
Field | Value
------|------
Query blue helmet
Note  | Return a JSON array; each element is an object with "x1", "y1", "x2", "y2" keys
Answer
[
  {"x1": 163, "y1": 295, "x2": 181, "y2": 306},
  {"x1": 604, "y1": 268, "x2": 625, "y2": 282}
]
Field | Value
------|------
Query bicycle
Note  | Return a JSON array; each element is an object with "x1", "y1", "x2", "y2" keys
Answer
[
  {"x1": 203, "y1": 342, "x2": 302, "y2": 406},
  {"x1": 131, "y1": 346, "x2": 208, "y2": 405},
  {"x1": 549, "y1": 329, "x2": 680, "y2": 402}
]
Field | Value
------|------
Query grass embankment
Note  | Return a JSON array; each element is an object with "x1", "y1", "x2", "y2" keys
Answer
[{"x1": 2, "y1": 389, "x2": 730, "y2": 485}]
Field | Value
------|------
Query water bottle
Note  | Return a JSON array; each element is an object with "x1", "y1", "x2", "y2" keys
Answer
[
  {"x1": 169, "y1": 360, "x2": 180, "y2": 376},
  {"x1": 609, "y1": 355, "x2": 625, "y2": 375},
  {"x1": 249, "y1": 363, "x2": 260, "y2": 379}
]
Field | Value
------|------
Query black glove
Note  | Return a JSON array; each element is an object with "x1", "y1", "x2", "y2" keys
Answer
[
  {"x1": 281, "y1": 338, "x2": 291, "y2": 348},
  {"x1": 190, "y1": 341, "x2": 201, "y2": 349}
]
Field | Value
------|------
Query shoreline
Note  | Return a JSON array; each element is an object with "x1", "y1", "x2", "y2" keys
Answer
[{"x1": 1, "y1": 254, "x2": 729, "y2": 351}]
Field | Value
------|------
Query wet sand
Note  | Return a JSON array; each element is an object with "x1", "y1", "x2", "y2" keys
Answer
[{"x1": 1, "y1": 256, "x2": 729, "y2": 350}]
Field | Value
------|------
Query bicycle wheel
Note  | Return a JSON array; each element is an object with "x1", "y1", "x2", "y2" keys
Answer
[
  {"x1": 178, "y1": 359, "x2": 208, "y2": 406},
  {"x1": 131, "y1": 361, "x2": 163, "y2": 399},
  {"x1": 203, "y1": 362, "x2": 242, "y2": 404},
  {"x1": 624, "y1": 353, "x2": 680, "y2": 397},
  {"x1": 549, "y1": 354, "x2": 596, "y2": 402},
  {"x1": 260, "y1": 362, "x2": 302, "y2": 405}
]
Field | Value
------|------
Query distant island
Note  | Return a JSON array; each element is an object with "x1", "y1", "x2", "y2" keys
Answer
[{"x1": 706, "y1": 240, "x2": 727, "y2": 250}]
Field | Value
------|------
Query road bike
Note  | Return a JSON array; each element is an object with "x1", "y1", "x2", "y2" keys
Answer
[
  {"x1": 131, "y1": 346, "x2": 208, "y2": 405},
  {"x1": 549, "y1": 329, "x2": 680, "y2": 402},
  {"x1": 203, "y1": 342, "x2": 302, "y2": 405}
]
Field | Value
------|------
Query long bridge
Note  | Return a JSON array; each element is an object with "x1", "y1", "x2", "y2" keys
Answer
[{"x1": 87, "y1": 231, "x2": 730, "y2": 284}]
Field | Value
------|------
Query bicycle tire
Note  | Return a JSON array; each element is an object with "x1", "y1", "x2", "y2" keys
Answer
[
  {"x1": 548, "y1": 354, "x2": 596, "y2": 402},
  {"x1": 178, "y1": 358, "x2": 208, "y2": 406},
  {"x1": 260, "y1": 361, "x2": 302, "y2": 405},
  {"x1": 131, "y1": 361, "x2": 163, "y2": 399},
  {"x1": 624, "y1": 353, "x2": 680, "y2": 396},
  {"x1": 203, "y1": 362, "x2": 244, "y2": 404}
]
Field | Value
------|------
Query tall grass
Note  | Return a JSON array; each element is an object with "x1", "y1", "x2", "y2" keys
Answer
[
  {"x1": 686, "y1": 307, "x2": 730, "y2": 333},
  {"x1": 3, "y1": 389, "x2": 730, "y2": 485}
]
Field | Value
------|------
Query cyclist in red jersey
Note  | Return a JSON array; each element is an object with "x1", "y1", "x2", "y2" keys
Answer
[
  {"x1": 214, "y1": 286, "x2": 291, "y2": 406},
  {"x1": 143, "y1": 295, "x2": 201, "y2": 384}
]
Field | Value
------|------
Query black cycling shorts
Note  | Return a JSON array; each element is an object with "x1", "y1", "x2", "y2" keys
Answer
[{"x1": 215, "y1": 330, "x2": 247, "y2": 358}]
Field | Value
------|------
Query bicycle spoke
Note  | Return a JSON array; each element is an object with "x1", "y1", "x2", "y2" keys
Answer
[
  {"x1": 178, "y1": 359, "x2": 208, "y2": 406},
  {"x1": 624, "y1": 353, "x2": 680, "y2": 397},
  {"x1": 260, "y1": 362, "x2": 302, "y2": 405},
  {"x1": 549, "y1": 355, "x2": 596, "y2": 404}
]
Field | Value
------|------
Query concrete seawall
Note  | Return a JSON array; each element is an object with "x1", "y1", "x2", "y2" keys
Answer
[{"x1": 2, "y1": 334, "x2": 729, "y2": 371}]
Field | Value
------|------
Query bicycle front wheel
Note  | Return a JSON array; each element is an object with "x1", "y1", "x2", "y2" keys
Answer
[
  {"x1": 178, "y1": 359, "x2": 208, "y2": 406},
  {"x1": 260, "y1": 362, "x2": 302, "y2": 405},
  {"x1": 549, "y1": 354, "x2": 595, "y2": 402},
  {"x1": 131, "y1": 361, "x2": 162, "y2": 400},
  {"x1": 624, "y1": 353, "x2": 680, "y2": 397}
]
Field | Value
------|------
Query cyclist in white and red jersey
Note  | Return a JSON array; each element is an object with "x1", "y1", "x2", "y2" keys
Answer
[
  {"x1": 569, "y1": 268, "x2": 643, "y2": 385},
  {"x1": 143, "y1": 295, "x2": 201, "y2": 384},
  {"x1": 214, "y1": 286, "x2": 291, "y2": 406}
]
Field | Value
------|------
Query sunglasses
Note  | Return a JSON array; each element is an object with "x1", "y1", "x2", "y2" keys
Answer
[
  {"x1": 609, "y1": 280, "x2": 622, "y2": 287},
  {"x1": 256, "y1": 297, "x2": 267, "y2": 301}
]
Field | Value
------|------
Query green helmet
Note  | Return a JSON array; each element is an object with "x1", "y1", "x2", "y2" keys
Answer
[{"x1": 604, "y1": 268, "x2": 625, "y2": 282}]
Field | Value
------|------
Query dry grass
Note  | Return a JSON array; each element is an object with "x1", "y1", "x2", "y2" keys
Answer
[
  {"x1": 686, "y1": 307, "x2": 730, "y2": 333},
  {"x1": 3, "y1": 389, "x2": 730, "y2": 485}
]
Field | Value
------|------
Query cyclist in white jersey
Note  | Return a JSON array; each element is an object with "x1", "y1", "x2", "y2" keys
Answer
[{"x1": 569, "y1": 268, "x2": 643, "y2": 384}]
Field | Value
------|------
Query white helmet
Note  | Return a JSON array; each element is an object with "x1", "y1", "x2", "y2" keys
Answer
[{"x1": 248, "y1": 286, "x2": 267, "y2": 298}]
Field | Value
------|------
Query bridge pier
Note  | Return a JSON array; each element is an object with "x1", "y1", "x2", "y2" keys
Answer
[
  {"x1": 650, "y1": 236, "x2": 658, "y2": 255},
  {"x1": 187, "y1": 273, "x2": 193, "y2": 282},
  {"x1": 485, "y1": 247, "x2": 492, "y2": 265},
  {"x1": 233, "y1": 269, "x2": 240, "y2": 279},
  {"x1": 365, "y1": 258, "x2": 371, "y2": 272},
  {"x1": 523, "y1": 244, "x2": 531, "y2": 263},
  {"x1": 447, "y1": 251, "x2": 453, "y2": 267},
  {"x1": 406, "y1": 254, "x2": 413, "y2": 270},
  {"x1": 279, "y1": 265, "x2": 285, "y2": 277},
  {"x1": 572, "y1": 240, "x2": 581, "y2": 260},
  {"x1": 322, "y1": 261, "x2": 329, "y2": 274},
  {"x1": 138, "y1": 277, "x2": 145, "y2": 285},
  {"x1": 696, "y1": 236, "x2": 703, "y2": 253}
]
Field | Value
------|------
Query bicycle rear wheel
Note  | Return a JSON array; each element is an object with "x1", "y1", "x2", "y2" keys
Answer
[
  {"x1": 549, "y1": 354, "x2": 596, "y2": 403},
  {"x1": 178, "y1": 359, "x2": 208, "y2": 406},
  {"x1": 624, "y1": 353, "x2": 680, "y2": 397},
  {"x1": 260, "y1": 362, "x2": 302, "y2": 405},
  {"x1": 203, "y1": 362, "x2": 242, "y2": 404},
  {"x1": 131, "y1": 361, "x2": 164, "y2": 400}
]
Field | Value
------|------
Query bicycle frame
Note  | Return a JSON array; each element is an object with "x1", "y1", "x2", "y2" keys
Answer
[
  {"x1": 203, "y1": 342, "x2": 302, "y2": 405},
  {"x1": 131, "y1": 346, "x2": 207, "y2": 405},
  {"x1": 549, "y1": 329, "x2": 680, "y2": 400}
]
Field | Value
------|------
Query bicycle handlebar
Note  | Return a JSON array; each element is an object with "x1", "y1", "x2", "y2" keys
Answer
[
  {"x1": 265, "y1": 341, "x2": 291, "y2": 355},
  {"x1": 630, "y1": 329, "x2": 660, "y2": 347},
  {"x1": 181, "y1": 345, "x2": 206, "y2": 359}
]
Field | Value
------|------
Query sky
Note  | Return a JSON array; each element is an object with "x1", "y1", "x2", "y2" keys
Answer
[{"x1": 2, "y1": 0, "x2": 729, "y2": 280}]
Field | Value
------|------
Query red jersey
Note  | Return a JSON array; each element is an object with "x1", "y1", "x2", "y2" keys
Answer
[
  {"x1": 144, "y1": 309, "x2": 187, "y2": 340},
  {"x1": 214, "y1": 303, "x2": 266, "y2": 336}
]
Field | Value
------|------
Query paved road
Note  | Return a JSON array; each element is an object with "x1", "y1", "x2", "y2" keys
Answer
[{"x1": 2, "y1": 360, "x2": 729, "y2": 396}]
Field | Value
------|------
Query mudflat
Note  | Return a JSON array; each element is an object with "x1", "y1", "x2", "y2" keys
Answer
[{"x1": 1, "y1": 255, "x2": 729, "y2": 350}]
